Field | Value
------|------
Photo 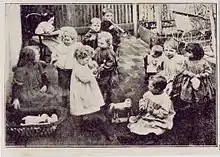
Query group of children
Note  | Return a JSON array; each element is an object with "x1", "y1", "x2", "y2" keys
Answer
[
  {"x1": 11, "y1": 8, "x2": 121, "y2": 141},
  {"x1": 10, "y1": 7, "x2": 215, "y2": 144},
  {"x1": 127, "y1": 37, "x2": 215, "y2": 143}
]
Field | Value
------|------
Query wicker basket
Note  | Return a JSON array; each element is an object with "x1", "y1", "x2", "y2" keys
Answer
[{"x1": 6, "y1": 106, "x2": 67, "y2": 137}]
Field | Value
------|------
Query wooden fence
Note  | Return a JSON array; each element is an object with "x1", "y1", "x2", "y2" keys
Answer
[
  {"x1": 21, "y1": 4, "x2": 136, "y2": 40},
  {"x1": 55, "y1": 4, "x2": 134, "y2": 27},
  {"x1": 55, "y1": 4, "x2": 136, "y2": 39},
  {"x1": 20, "y1": 4, "x2": 215, "y2": 41}
]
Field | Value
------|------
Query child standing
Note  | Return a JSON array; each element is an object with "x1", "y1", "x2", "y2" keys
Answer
[
  {"x1": 159, "y1": 38, "x2": 186, "y2": 95},
  {"x1": 171, "y1": 43, "x2": 215, "y2": 144},
  {"x1": 51, "y1": 26, "x2": 82, "y2": 104},
  {"x1": 93, "y1": 31, "x2": 118, "y2": 105},
  {"x1": 144, "y1": 45, "x2": 164, "y2": 84},
  {"x1": 127, "y1": 75, "x2": 175, "y2": 138},
  {"x1": 70, "y1": 45, "x2": 115, "y2": 141},
  {"x1": 82, "y1": 18, "x2": 101, "y2": 50},
  {"x1": 101, "y1": 8, "x2": 121, "y2": 53}
]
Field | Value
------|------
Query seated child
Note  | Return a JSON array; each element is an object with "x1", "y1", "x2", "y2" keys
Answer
[
  {"x1": 101, "y1": 8, "x2": 121, "y2": 53},
  {"x1": 128, "y1": 75, "x2": 175, "y2": 136},
  {"x1": 82, "y1": 18, "x2": 101, "y2": 50},
  {"x1": 51, "y1": 26, "x2": 82, "y2": 103},
  {"x1": 144, "y1": 45, "x2": 164, "y2": 84},
  {"x1": 11, "y1": 46, "x2": 62, "y2": 109},
  {"x1": 171, "y1": 43, "x2": 215, "y2": 143},
  {"x1": 159, "y1": 38, "x2": 186, "y2": 95},
  {"x1": 172, "y1": 42, "x2": 215, "y2": 108},
  {"x1": 93, "y1": 31, "x2": 118, "y2": 105}
]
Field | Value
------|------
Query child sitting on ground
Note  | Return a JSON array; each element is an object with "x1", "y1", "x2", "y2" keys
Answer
[
  {"x1": 127, "y1": 75, "x2": 175, "y2": 142},
  {"x1": 11, "y1": 46, "x2": 62, "y2": 109},
  {"x1": 171, "y1": 43, "x2": 215, "y2": 144},
  {"x1": 159, "y1": 38, "x2": 186, "y2": 95},
  {"x1": 82, "y1": 18, "x2": 101, "y2": 50}
]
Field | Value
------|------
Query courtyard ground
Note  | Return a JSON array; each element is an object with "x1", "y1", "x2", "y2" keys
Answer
[{"x1": 6, "y1": 36, "x2": 216, "y2": 147}]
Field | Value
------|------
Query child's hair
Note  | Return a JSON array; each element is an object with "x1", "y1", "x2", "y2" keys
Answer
[
  {"x1": 164, "y1": 38, "x2": 179, "y2": 51},
  {"x1": 90, "y1": 18, "x2": 101, "y2": 25},
  {"x1": 185, "y1": 43, "x2": 204, "y2": 60},
  {"x1": 60, "y1": 26, "x2": 78, "y2": 41},
  {"x1": 151, "y1": 45, "x2": 163, "y2": 58},
  {"x1": 98, "y1": 31, "x2": 113, "y2": 46},
  {"x1": 41, "y1": 12, "x2": 54, "y2": 22},
  {"x1": 84, "y1": 45, "x2": 96, "y2": 57},
  {"x1": 150, "y1": 75, "x2": 167, "y2": 92},
  {"x1": 74, "y1": 45, "x2": 90, "y2": 60},
  {"x1": 15, "y1": 46, "x2": 40, "y2": 69},
  {"x1": 102, "y1": 7, "x2": 113, "y2": 16}
]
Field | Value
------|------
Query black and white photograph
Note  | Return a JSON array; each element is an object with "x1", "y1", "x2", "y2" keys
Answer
[{"x1": 4, "y1": 2, "x2": 217, "y2": 148}]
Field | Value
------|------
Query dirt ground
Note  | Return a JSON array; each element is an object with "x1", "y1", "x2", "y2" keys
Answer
[{"x1": 6, "y1": 37, "x2": 216, "y2": 147}]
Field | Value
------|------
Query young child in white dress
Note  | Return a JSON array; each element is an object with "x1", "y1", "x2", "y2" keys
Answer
[
  {"x1": 70, "y1": 45, "x2": 115, "y2": 141},
  {"x1": 127, "y1": 75, "x2": 175, "y2": 138}
]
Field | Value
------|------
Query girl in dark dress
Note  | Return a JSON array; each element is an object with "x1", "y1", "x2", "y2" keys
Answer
[
  {"x1": 171, "y1": 43, "x2": 215, "y2": 144},
  {"x1": 11, "y1": 46, "x2": 62, "y2": 109}
]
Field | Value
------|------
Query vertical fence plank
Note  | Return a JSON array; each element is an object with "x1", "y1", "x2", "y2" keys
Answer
[
  {"x1": 86, "y1": 4, "x2": 90, "y2": 25},
  {"x1": 155, "y1": 4, "x2": 162, "y2": 34},
  {"x1": 100, "y1": 4, "x2": 103, "y2": 19},
  {"x1": 107, "y1": 4, "x2": 111, "y2": 9},
  {"x1": 93, "y1": 4, "x2": 97, "y2": 17},
  {"x1": 125, "y1": 4, "x2": 129, "y2": 23},
  {"x1": 89, "y1": 5, "x2": 93, "y2": 20},
  {"x1": 131, "y1": 4, "x2": 133, "y2": 23},
  {"x1": 97, "y1": 4, "x2": 101, "y2": 19},
  {"x1": 114, "y1": 4, "x2": 118, "y2": 23},
  {"x1": 127, "y1": 4, "x2": 131, "y2": 23},
  {"x1": 122, "y1": 4, "x2": 125, "y2": 23},
  {"x1": 118, "y1": 4, "x2": 121, "y2": 24},
  {"x1": 133, "y1": 4, "x2": 137, "y2": 36},
  {"x1": 122, "y1": 4, "x2": 126, "y2": 23},
  {"x1": 121, "y1": 5, "x2": 123, "y2": 23},
  {"x1": 138, "y1": 4, "x2": 142, "y2": 21}
]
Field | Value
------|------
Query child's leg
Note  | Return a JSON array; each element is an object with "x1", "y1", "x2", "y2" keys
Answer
[
  {"x1": 85, "y1": 111, "x2": 115, "y2": 141},
  {"x1": 57, "y1": 68, "x2": 72, "y2": 107}
]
